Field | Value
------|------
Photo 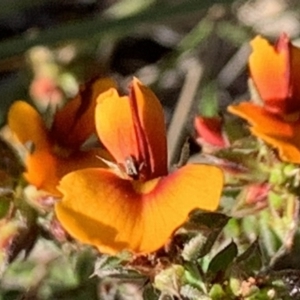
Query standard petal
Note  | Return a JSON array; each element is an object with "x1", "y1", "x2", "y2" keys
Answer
[
  {"x1": 55, "y1": 164, "x2": 223, "y2": 254},
  {"x1": 8, "y1": 101, "x2": 50, "y2": 151},
  {"x1": 290, "y1": 41, "x2": 300, "y2": 104},
  {"x1": 131, "y1": 78, "x2": 168, "y2": 178},
  {"x1": 96, "y1": 78, "x2": 167, "y2": 179},
  {"x1": 52, "y1": 78, "x2": 116, "y2": 148},
  {"x1": 228, "y1": 102, "x2": 300, "y2": 163},
  {"x1": 96, "y1": 89, "x2": 139, "y2": 168},
  {"x1": 249, "y1": 35, "x2": 290, "y2": 114}
]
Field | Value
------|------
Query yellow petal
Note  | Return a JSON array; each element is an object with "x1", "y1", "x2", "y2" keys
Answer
[
  {"x1": 55, "y1": 164, "x2": 223, "y2": 254},
  {"x1": 228, "y1": 102, "x2": 300, "y2": 163},
  {"x1": 8, "y1": 101, "x2": 50, "y2": 151}
]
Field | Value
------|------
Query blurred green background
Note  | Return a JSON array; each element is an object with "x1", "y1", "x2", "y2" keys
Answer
[{"x1": 1, "y1": 1, "x2": 300, "y2": 299}]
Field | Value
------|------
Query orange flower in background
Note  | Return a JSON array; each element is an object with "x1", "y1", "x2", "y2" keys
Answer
[
  {"x1": 229, "y1": 34, "x2": 300, "y2": 163},
  {"x1": 229, "y1": 103, "x2": 300, "y2": 163},
  {"x1": 8, "y1": 78, "x2": 115, "y2": 195},
  {"x1": 55, "y1": 78, "x2": 224, "y2": 254},
  {"x1": 249, "y1": 33, "x2": 300, "y2": 115}
]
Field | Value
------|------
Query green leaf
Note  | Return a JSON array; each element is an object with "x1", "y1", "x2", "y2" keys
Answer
[
  {"x1": 49, "y1": 279, "x2": 98, "y2": 300},
  {"x1": 0, "y1": 197, "x2": 10, "y2": 219},
  {"x1": 93, "y1": 252, "x2": 144, "y2": 280},
  {"x1": 74, "y1": 249, "x2": 96, "y2": 282},
  {"x1": 154, "y1": 265, "x2": 185, "y2": 295},
  {"x1": 198, "y1": 82, "x2": 218, "y2": 117},
  {"x1": 143, "y1": 284, "x2": 160, "y2": 300},
  {"x1": 208, "y1": 284, "x2": 226, "y2": 299},
  {"x1": 182, "y1": 233, "x2": 208, "y2": 261},
  {"x1": 186, "y1": 212, "x2": 230, "y2": 231},
  {"x1": 182, "y1": 212, "x2": 230, "y2": 260},
  {"x1": 207, "y1": 241, "x2": 238, "y2": 277},
  {"x1": 93, "y1": 251, "x2": 130, "y2": 276},
  {"x1": 180, "y1": 284, "x2": 209, "y2": 300},
  {"x1": 235, "y1": 240, "x2": 262, "y2": 274}
]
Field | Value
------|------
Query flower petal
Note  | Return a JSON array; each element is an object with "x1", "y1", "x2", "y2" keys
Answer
[
  {"x1": 96, "y1": 78, "x2": 167, "y2": 179},
  {"x1": 228, "y1": 102, "x2": 300, "y2": 163},
  {"x1": 96, "y1": 90, "x2": 138, "y2": 168},
  {"x1": 249, "y1": 35, "x2": 290, "y2": 114},
  {"x1": 131, "y1": 78, "x2": 168, "y2": 177},
  {"x1": 194, "y1": 116, "x2": 226, "y2": 147},
  {"x1": 290, "y1": 40, "x2": 300, "y2": 104},
  {"x1": 55, "y1": 164, "x2": 223, "y2": 254},
  {"x1": 24, "y1": 150, "x2": 60, "y2": 195},
  {"x1": 8, "y1": 101, "x2": 50, "y2": 151},
  {"x1": 52, "y1": 78, "x2": 116, "y2": 148},
  {"x1": 25, "y1": 149, "x2": 108, "y2": 196}
]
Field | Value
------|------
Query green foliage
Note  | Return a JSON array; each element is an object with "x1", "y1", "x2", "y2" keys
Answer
[{"x1": 207, "y1": 241, "x2": 238, "y2": 277}]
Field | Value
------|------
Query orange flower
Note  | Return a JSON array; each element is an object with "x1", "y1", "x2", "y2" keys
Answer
[
  {"x1": 229, "y1": 103, "x2": 300, "y2": 163},
  {"x1": 55, "y1": 78, "x2": 224, "y2": 254},
  {"x1": 249, "y1": 33, "x2": 300, "y2": 115},
  {"x1": 229, "y1": 34, "x2": 300, "y2": 163},
  {"x1": 8, "y1": 78, "x2": 115, "y2": 195}
]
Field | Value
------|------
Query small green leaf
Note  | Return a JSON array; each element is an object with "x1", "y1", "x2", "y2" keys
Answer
[
  {"x1": 93, "y1": 252, "x2": 143, "y2": 280},
  {"x1": 198, "y1": 82, "x2": 218, "y2": 117},
  {"x1": 235, "y1": 240, "x2": 262, "y2": 274},
  {"x1": 187, "y1": 212, "x2": 230, "y2": 230},
  {"x1": 75, "y1": 249, "x2": 96, "y2": 282},
  {"x1": 143, "y1": 284, "x2": 160, "y2": 300},
  {"x1": 154, "y1": 265, "x2": 185, "y2": 295},
  {"x1": 0, "y1": 197, "x2": 10, "y2": 219},
  {"x1": 207, "y1": 241, "x2": 238, "y2": 277},
  {"x1": 93, "y1": 251, "x2": 131, "y2": 278},
  {"x1": 208, "y1": 284, "x2": 226, "y2": 299},
  {"x1": 183, "y1": 212, "x2": 230, "y2": 260},
  {"x1": 180, "y1": 284, "x2": 209, "y2": 300},
  {"x1": 182, "y1": 233, "x2": 207, "y2": 261}
]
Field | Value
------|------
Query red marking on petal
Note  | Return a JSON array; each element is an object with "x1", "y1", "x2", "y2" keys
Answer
[{"x1": 129, "y1": 81, "x2": 151, "y2": 179}]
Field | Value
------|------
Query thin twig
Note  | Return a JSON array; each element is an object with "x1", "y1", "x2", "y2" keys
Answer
[{"x1": 167, "y1": 58, "x2": 203, "y2": 167}]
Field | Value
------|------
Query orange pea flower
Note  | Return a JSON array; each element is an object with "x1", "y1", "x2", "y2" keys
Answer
[
  {"x1": 249, "y1": 33, "x2": 300, "y2": 115},
  {"x1": 229, "y1": 34, "x2": 300, "y2": 163},
  {"x1": 55, "y1": 78, "x2": 224, "y2": 254},
  {"x1": 8, "y1": 78, "x2": 115, "y2": 195}
]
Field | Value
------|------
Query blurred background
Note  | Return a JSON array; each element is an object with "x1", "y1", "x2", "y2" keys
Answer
[
  {"x1": 1, "y1": 0, "x2": 300, "y2": 162},
  {"x1": 1, "y1": 0, "x2": 300, "y2": 299}
]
